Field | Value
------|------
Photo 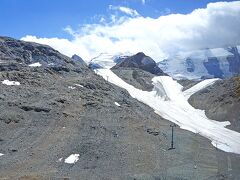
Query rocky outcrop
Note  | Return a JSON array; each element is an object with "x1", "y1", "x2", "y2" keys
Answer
[
  {"x1": 112, "y1": 67, "x2": 155, "y2": 91},
  {"x1": 71, "y1": 54, "x2": 86, "y2": 65},
  {"x1": 112, "y1": 52, "x2": 166, "y2": 76},
  {"x1": 189, "y1": 77, "x2": 240, "y2": 132},
  {"x1": 0, "y1": 36, "x2": 88, "y2": 73}
]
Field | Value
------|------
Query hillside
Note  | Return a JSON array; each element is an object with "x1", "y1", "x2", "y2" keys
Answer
[{"x1": 0, "y1": 37, "x2": 240, "y2": 179}]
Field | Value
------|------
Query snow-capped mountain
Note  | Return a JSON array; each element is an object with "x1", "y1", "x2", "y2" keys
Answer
[
  {"x1": 159, "y1": 46, "x2": 240, "y2": 79},
  {"x1": 88, "y1": 52, "x2": 132, "y2": 69}
]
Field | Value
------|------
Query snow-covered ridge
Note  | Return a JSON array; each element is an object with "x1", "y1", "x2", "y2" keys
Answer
[
  {"x1": 89, "y1": 52, "x2": 132, "y2": 69},
  {"x1": 159, "y1": 46, "x2": 240, "y2": 79},
  {"x1": 96, "y1": 69, "x2": 240, "y2": 154}
]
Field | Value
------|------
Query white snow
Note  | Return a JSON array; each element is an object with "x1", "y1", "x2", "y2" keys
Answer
[
  {"x1": 115, "y1": 102, "x2": 121, "y2": 107},
  {"x1": 74, "y1": 84, "x2": 84, "y2": 88},
  {"x1": 237, "y1": 46, "x2": 240, "y2": 53},
  {"x1": 57, "y1": 157, "x2": 63, "y2": 162},
  {"x1": 2, "y1": 80, "x2": 20, "y2": 86},
  {"x1": 96, "y1": 69, "x2": 240, "y2": 154},
  {"x1": 159, "y1": 47, "x2": 235, "y2": 80},
  {"x1": 64, "y1": 154, "x2": 80, "y2": 164},
  {"x1": 68, "y1": 86, "x2": 76, "y2": 90},
  {"x1": 183, "y1": 79, "x2": 219, "y2": 99},
  {"x1": 89, "y1": 52, "x2": 131, "y2": 69},
  {"x1": 29, "y1": 62, "x2": 42, "y2": 67},
  {"x1": 0, "y1": 153, "x2": 4, "y2": 157},
  {"x1": 209, "y1": 48, "x2": 233, "y2": 57}
]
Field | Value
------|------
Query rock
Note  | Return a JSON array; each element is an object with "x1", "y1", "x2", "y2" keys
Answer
[
  {"x1": 189, "y1": 77, "x2": 240, "y2": 132},
  {"x1": 0, "y1": 36, "x2": 89, "y2": 73},
  {"x1": 112, "y1": 52, "x2": 167, "y2": 76},
  {"x1": 71, "y1": 54, "x2": 86, "y2": 65}
]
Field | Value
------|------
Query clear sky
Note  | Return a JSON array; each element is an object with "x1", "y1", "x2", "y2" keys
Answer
[{"x1": 0, "y1": 0, "x2": 236, "y2": 39}]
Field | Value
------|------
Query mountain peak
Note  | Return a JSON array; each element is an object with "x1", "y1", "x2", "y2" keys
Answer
[{"x1": 112, "y1": 52, "x2": 166, "y2": 76}]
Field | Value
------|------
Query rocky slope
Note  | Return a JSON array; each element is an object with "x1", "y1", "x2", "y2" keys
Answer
[
  {"x1": 112, "y1": 52, "x2": 166, "y2": 76},
  {"x1": 71, "y1": 54, "x2": 86, "y2": 65},
  {"x1": 0, "y1": 36, "x2": 88, "y2": 73},
  {"x1": 189, "y1": 77, "x2": 240, "y2": 132},
  {"x1": 112, "y1": 67, "x2": 155, "y2": 91},
  {"x1": 0, "y1": 36, "x2": 240, "y2": 179}
]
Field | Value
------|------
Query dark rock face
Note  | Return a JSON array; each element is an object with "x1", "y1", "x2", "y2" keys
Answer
[
  {"x1": 203, "y1": 57, "x2": 224, "y2": 78},
  {"x1": 186, "y1": 58, "x2": 195, "y2": 72},
  {"x1": 71, "y1": 54, "x2": 86, "y2": 65},
  {"x1": 227, "y1": 47, "x2": 240, "y2": 75},
  {"x1": 112, "y1": 52, "x2": 166, "y2": 76},
  {"x1": 189, "y1": 77, "x2": 240, "y2": 132},
  {"x1": 88, "y1": 62, "x2": 102, "y2": 69}
]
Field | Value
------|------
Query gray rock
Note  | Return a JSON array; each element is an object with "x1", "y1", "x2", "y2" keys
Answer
[
  {"x1": 0, "y1": 36, "x2": 240, "y2": 179},
  {"x1": 112, "y1": 52, "x2": 167, "y2": 76},
  {"x1": 189, "y1": 77, "x2": 240, "y2": 132}
]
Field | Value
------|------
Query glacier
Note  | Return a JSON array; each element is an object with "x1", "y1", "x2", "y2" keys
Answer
[{"x1": 96, "y1": 69, "x2": 240, "y2": 154}]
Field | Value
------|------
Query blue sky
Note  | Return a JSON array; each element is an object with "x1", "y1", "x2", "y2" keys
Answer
[{"x1": 0, "y1": 0, "x2": 236, "y2": 39}]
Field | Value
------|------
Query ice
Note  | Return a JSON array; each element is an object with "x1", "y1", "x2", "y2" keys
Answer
[
  {"x1": 115, "y1": 102, "x2": 121, "y2": 107},
  {"x1": 64, "y1": 154, "x2": 80, "y2": 164},
  {"x1": 29, "y1": 62, "x2": 42, "y2": 67},
  {"x1": 2, "y1": 80, "x2": 20, "y2": 86},
  {"x1": 209, "y1": 48, "x2": 233, "y2": 57},
  {"x1": 96, "y1": 69, "x2": 240, "y2": 154},
  {"x1": 183, "y1": 79, "x2": 219, "y2": 99}
]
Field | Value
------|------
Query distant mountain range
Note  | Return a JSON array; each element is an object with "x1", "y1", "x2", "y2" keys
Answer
[{"x1": 158, "y1": 46, "x2": 240, "y2": 79}]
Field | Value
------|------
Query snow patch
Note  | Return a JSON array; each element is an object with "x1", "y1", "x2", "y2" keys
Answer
[
  {"x1": 115, "y1": 102, "x2": 121, "y2": 107},
  {"x1": 96, "y1": 69, "x2": 240, "y2": 154},
  {"x1": 29, "y1": 62, "x2": 42, "y2": 67},
  {"x1": 0, "y1": 153, "x2": 4, "y2": 157},
  {"x1": 183, "y1": 79, "x2": 219, "y2": 99},
  {"x1": 68, "y1": 86, "x2": 76, "y2": 90},
  {"x1": 2, "y1": 80, "x2": 20, "y2": 86},
  {"x1": 64, "y1": 154, "x2": 80, "y2": 164},
  {"x1": 74, "y1": 84, "x2": 84, "y2": 88}
]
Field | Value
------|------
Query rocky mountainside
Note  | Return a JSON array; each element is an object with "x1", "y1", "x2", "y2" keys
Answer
[
  {"x1": 189, "y1": 77, "x2": 240, "y2": 132},
  {"x1": 159, "y1": 46, "x2": 240, "y2": 79},
  {"x1": 0, "y1": 36, "x2": 240, "y2": 179},
  {"x1": 0, "y1": 36, "x2": 88, "y2": 73},
  {"x1": 112, "y1": 52, "x2": 166, "y2": 76},
  {"x1": 71, "y1": 54, "x2": 86, "y2": 65}
]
